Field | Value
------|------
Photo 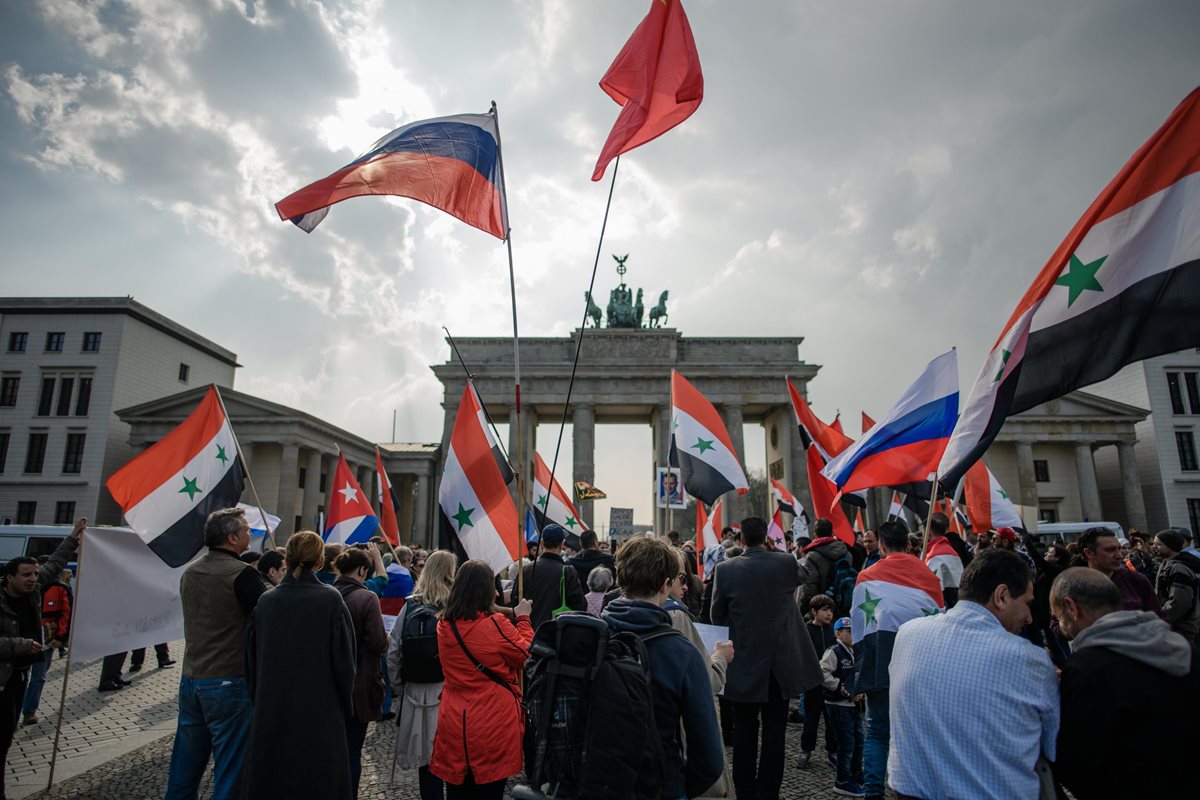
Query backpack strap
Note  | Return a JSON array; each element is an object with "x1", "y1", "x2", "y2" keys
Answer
[{"x1": 448, "y1": 618, "x2": 520, "y2": 702}]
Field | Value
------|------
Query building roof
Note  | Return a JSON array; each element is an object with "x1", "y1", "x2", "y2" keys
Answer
[{"x1": 0, "y1": 296, "x2": 239, "y2": 367}]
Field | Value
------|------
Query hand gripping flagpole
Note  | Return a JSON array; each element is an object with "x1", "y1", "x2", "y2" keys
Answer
[
  {"x1": 213, "y1": 386, "x2": 278, "y2": 550},
  {"x1": 491, "y1": 101, "x2": 528, "y2": 603}
]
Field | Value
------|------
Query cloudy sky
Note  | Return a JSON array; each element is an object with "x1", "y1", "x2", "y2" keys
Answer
[{"x1": 3, "y1": 0, "x2": 1198, "y2": 527}]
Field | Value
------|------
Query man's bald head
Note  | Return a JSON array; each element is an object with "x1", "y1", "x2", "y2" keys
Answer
[{"x1": 1050, "y1": 566, "x2": 1121, "y2": 639}]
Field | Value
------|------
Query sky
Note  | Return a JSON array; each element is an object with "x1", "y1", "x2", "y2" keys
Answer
[{"x1": 2, "y1": 0, "x2": 1198, "y2": 528}]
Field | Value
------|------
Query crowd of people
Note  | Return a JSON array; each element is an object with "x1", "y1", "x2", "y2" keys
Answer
[{"x1": 6, "y1": 507, "x2": 1197, "y2": 800}]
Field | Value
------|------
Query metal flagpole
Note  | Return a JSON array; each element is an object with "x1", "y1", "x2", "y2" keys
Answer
[
  {"x1": 213, "y1": 386, "x2": 278, "y2": 550},
  {"x1": 45, "y1": 519, "x2": 87, "y2": 791},
  {"x1": 491, "y1": 101, "x2": 528, "y2": 603},
  {"x1": 442, "y1": 326, "x2": 511, "y2": 465}
]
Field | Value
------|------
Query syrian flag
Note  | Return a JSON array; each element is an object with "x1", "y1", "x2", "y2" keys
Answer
[
  {"x1": 767, "y1": 509, "x2": 787, "y2": 551},
  {"x1": 696, "y1": 500, "x2": 725, "y2": 578},
  {"x1": 964, "y1": 461, "x2": 1023, "y2": 532},
  {"x1": 770, "y1": 478, "x2": 799, "y2": 516},
  {"x1": 439, "y1": 382, "x2": 520, "y2": 575},
  {"x1": 374, "y1": 447, "x2": 401, "y2": 546},
  {"x1": 925, "y1": 536, "x2": 964, "y2": 592},
  {"x1": 852, "y1": 554, "x2": 945, "y2": 691},
  {"x1": 670, "y1": 371, "x2": 748, "y2": 505},
  {"x1": 888, "y1": 492, "x2": 906, "y2": 521},
  {"x1": 469, "y1": 382, "x2": 515, "y2": 485},
  {"x1": 532, "y1": 453, "x2": 583, "y2": 535},
  {"x1": 940, "y1": 88, "x2": 1200, "y2": 487},
  {"x1": 854, "y1": 508, "x2": 866, "y2": 534},
  {"x1": 106, "y1": 386, "x2": 245, "y2": 568},
  {"x1": 324, "y1": 454, "x2": 379, "y2": 546}
]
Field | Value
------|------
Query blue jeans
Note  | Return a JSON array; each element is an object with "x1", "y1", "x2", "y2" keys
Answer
[
  {"x1": 164, "y1": 676, "x2": 252, "y2": 800},
  {"x1": 827, "y1": 704, "x2": 863, "y2": 786},
  {"x1": 863, "y1": 689, "x2": 890, "y2": 797},
  {"x1": 21, "y1": 650, "x2": 53, "y2": 718}
]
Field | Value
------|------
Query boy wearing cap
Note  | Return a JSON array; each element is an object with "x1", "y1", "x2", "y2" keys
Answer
[{"x1": 820, "y1": 618, "x2": 864, "y2": 797}]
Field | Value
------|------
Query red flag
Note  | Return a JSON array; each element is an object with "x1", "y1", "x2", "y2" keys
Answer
[
  {"x1": 374, "y1": 447, "x2": 400, "y2": 546},
  {"x1": 854, "y1": 508, "x2": 866, "y2": 534},
  {"x1": 861, "y1": 412, "x2": 875, "y2": 436},
  {"x1": 806, "y1": 446, "x2": 855, "y2": 546},
  {"x1": 592, "y1": 0, "x2": 704, "y2": 181},
  {"x1": 830, "y1": 415, "x2": 844, "y2": 435}
]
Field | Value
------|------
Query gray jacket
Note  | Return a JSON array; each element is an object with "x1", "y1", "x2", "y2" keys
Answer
[
  {"x1": 710, "y1": 547, "x2": 822, "y2": 702},
  {"x1": 0, "y1": 535, "x2": 77, "y2": 686}
]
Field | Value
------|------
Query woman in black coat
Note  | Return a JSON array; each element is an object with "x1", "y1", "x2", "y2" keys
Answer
[{"x1": 243, "y1": 532, "x2": 357, "y2": 799}]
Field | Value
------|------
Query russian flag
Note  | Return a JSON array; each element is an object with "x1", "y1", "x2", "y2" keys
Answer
[
  {"x1": 323, "y1": 453, "x2": 379, "y2": 546},
  {"x1": 821, "y1": 350, "x2": 958, "y2": 495},
  {"x1": 275, "y1": 111, "x2": 507, "y2": 240}
]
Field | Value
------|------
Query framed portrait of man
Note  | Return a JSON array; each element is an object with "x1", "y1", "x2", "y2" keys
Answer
[{"x1": 656, "y1": 467, "x2": 687, "y2": 509}]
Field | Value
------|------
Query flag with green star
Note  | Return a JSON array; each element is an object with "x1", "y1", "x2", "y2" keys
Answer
[
  {"x1": 105, "y1": 385, "x2": 245, "y2": 568},
  {"x1": 670, "y1": 370, "x2": 749, "y2": 505},
  {"x1": 963, "y1": 460, "x2": 1023, "y2": 531},
  {"x1": 530, "y1": 453, "x2": 585, "y2": 545},
  {"x1": 849, "y1": 552, "x2": 946, "y2": 686},
  {"x1": 940, "y1": 87, "x2": 1200, "y2": 490}
]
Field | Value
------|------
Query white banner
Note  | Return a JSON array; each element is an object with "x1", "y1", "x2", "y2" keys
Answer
[{"x1": 70, "y1": 527, "x2": 196, "y2": 661}]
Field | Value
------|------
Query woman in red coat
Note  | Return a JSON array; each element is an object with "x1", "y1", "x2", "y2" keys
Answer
[{"x1": 431, "y1": 560, "x2": 533, "y2": 799}]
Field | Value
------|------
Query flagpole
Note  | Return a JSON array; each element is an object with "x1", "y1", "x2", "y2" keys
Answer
[
  {"x1": 212, "y1": 386, "x2": 278, "y2": 550},
  {"x1": 920, "y1": 473, "x2": 939, "y2": 559},
  {"x1": 491, "y1": 100, "x2": 528, "y2": 603},
  {"x1": 46, "y1": 521, "x2": 87, "y2": 791},
  {"x1": 442, "y1": 326, "x2": 511, "y2": 464}
]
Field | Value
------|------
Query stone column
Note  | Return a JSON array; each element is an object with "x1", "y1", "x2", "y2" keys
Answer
[
  {"x1": 302, "y1": 448, "x2": 322, "y2": 532},
  {"x1": 653, "y1": 403, "x2": 671, "y2": 534},
  {"x1": 319, "y1": 453, "x2": 335, "y2": 526},
  {"x1": 397, "y1": 475, "x2": 415, "y2": 543},
  {"x1": 573, "y1": 404, "x2": 596, "y2": 528},
  {"x1": 239, "y1": 441, "x2": 255, "y2": 479},
  {"x1": 721, "y1": 404, "x2": 746, "y2": 523},
  {"x1": 415, "y1": 473, "x2": 432, "y2": 549},
  {"x1": 790, "y1": 426, "x2": 812, "y2": 518},
  {"x1": 1075, "y1": 443, "x2": 1102, "y2": 522},
  {"x1": 1015, "y1": 441, "x2": 1039, "y2": 511},
  {"x1": 276, "y1": 442, "x2": 300, "y2": 540},
  {"x1": 357, "y1": 465, "x2": 374, "y2": 508},
  {"x1": 1117, "y1": 441, "x2": 1147, "y2": 531}
]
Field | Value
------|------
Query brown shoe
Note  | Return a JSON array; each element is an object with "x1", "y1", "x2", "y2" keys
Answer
[{"x1": 22, "y1": 714, "x2": 38, "y2": 725}]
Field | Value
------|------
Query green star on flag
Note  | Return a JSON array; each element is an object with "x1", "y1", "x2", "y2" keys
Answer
[
  {"x1": 1054, "y1": 253, "x2": 1106, "y2": 307},
  {"x1": 998, "y1": 488, "x2": 1009, "y2": 500},
  {"x1": 537, "y1": 493, "x2": 548, "y2": 509},
  {"x1": 993, "y1": 349, "x2": 1012, "y2": 383},
  {"x1": 178, "y1": 476, "x2": 201, "y2": 501},
  {"x1": 691, "y1": 437, "x2": 715, "y2": 454},
  {"x1": 857, "y1": 588, "x2": 882, "y2": 625},
  {"x1": 451, "y1": 502, "x2": 475, "y2": 531},
  {"x1": 564, "y1": 516, "x2": 578, "y2": 529},
  {"x1": 921, "y1": 607, "x2": 941, "y2": 617},
  {"x1": 215, "y1": 444, "x2": 229, "y2": 465}
]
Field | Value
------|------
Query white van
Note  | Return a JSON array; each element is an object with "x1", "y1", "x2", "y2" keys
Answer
[
  {"x1": 1033, "y1": 521, "x2": 1128, "y2": 549},
  {"x1": 0, "y1": 524, "x2": 80, "y2": 569}
]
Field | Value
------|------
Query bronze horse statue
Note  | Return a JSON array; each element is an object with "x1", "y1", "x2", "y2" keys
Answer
[
  {"x1": 584, "y1": 291, "x2": 602, "y2": 327},
  {"x1": 648, "y1": 290, "x2": 669, "y2": 328}
]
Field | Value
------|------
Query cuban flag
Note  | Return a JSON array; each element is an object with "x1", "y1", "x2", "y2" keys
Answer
[
  {"x1": 940, "y1": 88, "x2": 1200, "y2": 487},
  {"x1": 852, "y1": 554, "x2": 945, "y2": 693},
  {"x1": 374, "y1": 447, "x2": 402, "y2": 546},
  {"x1": 964, "y1": 461, "x2": 1023, "y2": 532},
  {"x1": 439, "y1": 382, "x2": 520, "y2": 575},
  {"x1": 670, "y1": 370, "x2": 748, "y2": 505},
  {"x1": 696, "y1": 499, "x2": 725, "y2": 577},
  {"x1": 275, "y1": 111, "x2": 507, "y2": 239},
  {"x1": 106, "y1": 386, "x2": 245, "y2": 567},
  {"x1": 822, "y1": 350, "x2": 959, "y2": 495},
  {"x1": 532, "y1": 453, "x2": 583, "y2": 536},
  {"x1": 323, "y1": 454, "x2": 379, "y2": 546}
]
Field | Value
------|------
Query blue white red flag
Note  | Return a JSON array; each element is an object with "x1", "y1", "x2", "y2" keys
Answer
[
  {"x1": 821, "y1": 351, "x2": 958, "y2": 495},
  {"x1": 275, "y1": 111, "x2": 507, "y2": 239},
  {"x1": 323, "y1": 453, "x2": 379, "y2": 546},
  {"x1": 379, "y1": 561, "x2": 415, "y2": 616}
]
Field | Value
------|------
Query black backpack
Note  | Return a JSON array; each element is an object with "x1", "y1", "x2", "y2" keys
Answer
[
  {"x1": 826, "y1": 554, "x2": 859, "y2": 618},
  {"x1": 399, "y1": 601, "x2": 443, "y2": 684},
  {"x1": 512, "y1": 613, "x2": 676, "y2": 800}
]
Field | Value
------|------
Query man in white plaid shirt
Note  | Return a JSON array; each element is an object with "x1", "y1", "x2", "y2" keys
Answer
[{"x1": 887, "y1": 549, "x2": 1058, "y2": 800}]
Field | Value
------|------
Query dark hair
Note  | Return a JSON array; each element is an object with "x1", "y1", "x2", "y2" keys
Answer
[
  {"x1": 240, "y1": 551, "x2": 261, "y2": 565},
  {"x1": 877, "y1": 521, "x2": 909, "y2": 553},
  {"x1": 581, "y1": 529, "x2": 598, "y2": 549},
  {"x1": 257, "y1": 550, "x2": 285, "y2": 576},
  {"x1": 442, "y1": 560, "x2": 498, "y2": 622},
  {"x1": 2, "y1": 556, "x2": 37, "y2": 578},
  {"x1": 809, "y1": 594, "x2": 835, "y2": 612},
  {"x1": 726, "y1": 546, "x2": 744, "y2": 557},
  {"x1": 667, "y1": 530, "x2": 681, "y2": 543},
  {"x1": 928, "y1": 512, "x2": 949, "y2": 537},
  {"x1": 203, "y1": 507, "x2": 246, "y2": 548},
  {"x1": 1078, "y1": 527, "x2": 1118, "y2": 553},
  {"x1": 1155, "y1": 529, "x2": 1186, "y2": 554},
  {"x1": 959, "y1": 549, "x2": 1031, "y2": 605},
  {"x1": 322, "y1": 543, "x2": 343, "y2": 569},
  {"x1": 721, "y1": 527, "x2": 734, "y2": 537},
  {"x1": 1051, "y1": 567, "x2": 1121, "y2": 614},
  {"x1": 813, "y1": 518, "x2": 834, "y2": 539},
  {"x1": 334, "y1": 547, "x2": 371, "y2": 575},
  {"x1": 615, "y1": 537, "x2": 678, "y2": 597},
  {"x1": 1047, "y1": 544, "x2": 1069, "y2": 564},
  {"x1": 742, "y1": 517, "x2": 768, "y2": 547}
]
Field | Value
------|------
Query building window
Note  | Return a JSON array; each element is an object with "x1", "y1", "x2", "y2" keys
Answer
[
  {"x1": 1168, "y1": 372, "x2": 1185, "y2": 414},
  {"x1": 1189, "y1": 499, "x2": 1200, "y2": 539},
  {"x1": 298, "y1": 467, "x2": 307, "y2": 489},
  {"x1": 294, "y1": 515, "x2": 304, "y2": 532},
  {"x1": 54, "y1": 501, "x2": 76, "y2": 525},
  {"x1": 178, "y1": 363, "x2": 190, "y2": 383},
  {"x1": 62, "y1": 433, "x2": 85, "y2": 474},
  {"x1": 319, "y1": 472, "x2": 327, "y2": 493},
  {"x1": 8, "y1": 332, "x2": 27, "y2": 353},
  {"x1": 16, "y1": 502, "x2": 36, "y2": 525},
  {"x1": 0, "y1": 432, "x2": 8, "y2": 473},
  {"x1": 37, "y1": 377, "x2": 55, "y2": 416},
  {"x1": 1177, "y1": 431, "x2": 1198, "y2": 472},
  {"x1": 45, "y1": 332, "x2": 64, "y2": 352},
  {"x1": 55, "y1": 377, "x2": 74, "y2": 417},
  {"x1": 24, "y1": 432, "x2": 47, "y2": 474},
  {"x1": 82, "y1": 332, "x2": 102, "y2": 352},
  {"x1": 1185, "y1": 373, "x2": 1200, "y2": 414},
  {"x1": 1038, "y1": 507, "x2": 1059, "y2": 524},
  {"x1": 0, "y1": 376, "x2": 17, "y2": 407},
  {"x1": 75, "y1": 377, "x2": 92, "y2": 416},
  {"x1": 1034, "y1": 459, "x2": 1050, "y2": 482}
]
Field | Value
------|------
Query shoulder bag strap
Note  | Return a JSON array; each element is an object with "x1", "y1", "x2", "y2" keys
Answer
[{"x1": 448, "y1": 619, "x2": 520, "y2": 701}]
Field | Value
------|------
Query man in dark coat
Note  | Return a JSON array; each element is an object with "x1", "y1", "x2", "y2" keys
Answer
[
  {"x1": 1051, "y1": 567, "x2": 1199, "y2": 797},
  {"x1": 712, "y1": 517, "x2": 822, "y2": 800},
  {"x1": 567, "y1": 529, "x2": 616, "y2": 589},
  {"x1": 510, "y1": 524, "x2": 585, "y2": 630},
  {"x1": 333, "y1": 547, "x2": 388, "y2": 796},
  {"x1": 797, "y1": 519, "x2": 849, "y2": 615}
]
